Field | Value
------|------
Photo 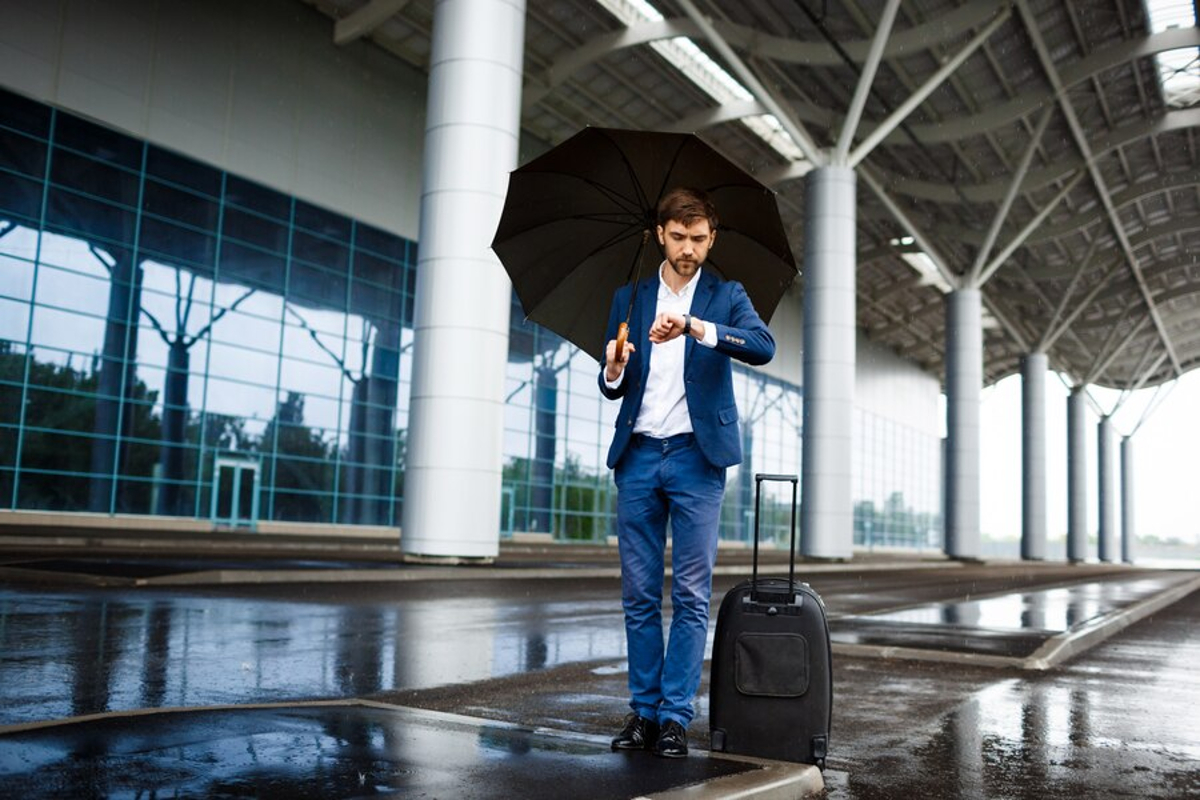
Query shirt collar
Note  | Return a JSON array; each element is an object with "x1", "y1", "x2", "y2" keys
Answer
[{"x1": 657, "y1": 261, "x2": 703, "y2": 300}]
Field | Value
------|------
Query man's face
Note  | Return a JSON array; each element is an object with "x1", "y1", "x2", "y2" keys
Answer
[{"x1": 657, "y1": 218, "x2": 715, "y2": 281}]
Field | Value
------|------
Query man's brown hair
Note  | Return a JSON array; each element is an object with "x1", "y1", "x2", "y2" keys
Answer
[{"x1": 656, "y1": 187, "x2": 719, "y2": 230}]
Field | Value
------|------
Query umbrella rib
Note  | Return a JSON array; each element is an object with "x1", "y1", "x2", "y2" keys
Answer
[
  {"x1": 586, "y1": 223, "x2": 647, "y2": 268},
  {"x1": 498, "y1": 212, "x2": 640, "y2": 243},
  {"x1": 516, "y1": 169, "x2": 645, "y2": 220},
  {"x1": 595, "y1": 129, "x2": 653, "y2": 222},
  {"x1": 655, "y1": 137, "x2": 692, "y2": 212},
  {"x1": 516, "y1": 222, "x2": 647, "y2": 312}
]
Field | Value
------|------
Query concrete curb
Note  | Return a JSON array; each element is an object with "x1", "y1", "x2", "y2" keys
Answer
[
  {"x1": 1022, "y1": 572, "x2": 1200, "y2": 670},
  {"x1": 831, "y1": 572, "x2": 1200, "y2": 671},
  {"x1": 642, "y1": 752, "x2": 824, "y2": 799},
  {"x1": 0, "y1": 557, "x2": 964, "y2": 587}
]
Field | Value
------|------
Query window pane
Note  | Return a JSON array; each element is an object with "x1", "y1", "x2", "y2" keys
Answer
[
  {"x1": 0, "y1": 128, "x2": 47, "y2": 178},
  {"x1": 0, "y1": 87, "x2": 52, "y2": 138},
  {"x1": 145, "y1": 145, "x2": 221, "y2": 198},
  {"x1": 225, "y1": 175, "x2": 289, "y2": 221},
  {"x1": 46, "y1": 188, "x2": 138, "y2": 246},
  {"x1": 0, "y1": 297, "x2": 30, "y2": 343},
  {"x1": 51, "y1": 148, "x2": 140, "y2": 206},
  {"x1": 143, "y1": 178, "x2": 219, "y2": 230},
  {"x1": 54, "y1": 114, "x2": 142, "y2": 170},
  {"x1": 295, "y1": 200, "x2": 350, "y2": 242},
  {"x1": 0, "y1": 171, "x2": 45, "y2": 223}
]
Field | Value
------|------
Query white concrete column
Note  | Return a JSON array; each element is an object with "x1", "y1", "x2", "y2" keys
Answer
[
  {"x1": 1066, "y1": 388, "x2": 1088, "y2": 562},
  {"x1": 944, "y1": 288, "x2": 982, "y2": 560},
  {"x1": 800, "y1": 166, "x2": 856, "y2": 559},
  {"x1": 1021, "y1": 352, "x2": 1048, "y2": 560},
  {"x1": 401, "y1": 0, "x2": 526, "y2": 559},
  {"x1": 1121, "y1": 436, "x2": 1135, "y2": 564},
  {"x1": 1097, "y1": 416, "x2": 1116, "y2": 563}
]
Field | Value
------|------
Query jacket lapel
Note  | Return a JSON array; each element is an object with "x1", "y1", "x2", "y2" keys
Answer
[{"x1": 636, "y1": 274, "x2": 657, "y2": 382}]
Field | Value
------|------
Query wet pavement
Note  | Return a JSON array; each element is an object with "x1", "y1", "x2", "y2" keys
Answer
[
  {"x1": 0, "y1": 542, "x2": 1197, "y2": 798},
  {"x1": 831, "y1": 573, "x2": 1200, "y2": 664},
  {"x1": 0, "y1": 703, "x2": 817, "y2": 799}
]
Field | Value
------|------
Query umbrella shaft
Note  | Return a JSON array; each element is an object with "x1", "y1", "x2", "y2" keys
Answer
[{"x1": 624, "y1": 229, "x2": 652, "y2": 324}]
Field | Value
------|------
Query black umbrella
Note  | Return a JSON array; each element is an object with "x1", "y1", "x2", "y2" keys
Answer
[{"x1": 491, "y1": 127, "x2": 798, "y2": 362}]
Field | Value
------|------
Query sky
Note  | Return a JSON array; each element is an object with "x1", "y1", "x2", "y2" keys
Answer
[{"x1": 979, "y1": 366, "x2": 1200, "y2": 547}]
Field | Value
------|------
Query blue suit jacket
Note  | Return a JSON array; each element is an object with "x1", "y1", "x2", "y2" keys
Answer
[{"x1": 599, "y1": 270, "x2": 776, "y2": 470}]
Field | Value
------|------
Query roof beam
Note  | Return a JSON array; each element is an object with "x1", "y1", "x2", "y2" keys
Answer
[
  {"x1": 847, "y1": 5, "x2": 1012, "y2": 168},
  {"x1": 975, "y1": 171, "x2": 1086, "y2": 287},
  {"x1": 858, "y1": 165, "x2": 960, "y2": 291},
  {"x1": 859, "y1": 291, "x2": 944, "y2": 355},
  {"x1": 523, "y1": 17, "x2": 696, "y2": 110},
  {"x1": 667, "y1": 99, "x2": 771, "y2": 133},
  {"x1": 1017, "y1": 0, "x2": 1182, "y2": 374},
  {"x1": 835, "y1": 0, "x2": 902, "y2": 164},
  {"x1": 981, "y1": 292, "x2": 1031, "y2": 353},
  {"x1": 1084, "y1": 309, "x2": 1148, "y2": 385},
  {"x1": 967, "y1": 106, "x2": 1054, "y2": 285},
  {"x1": 527, "y1": 0, "x2": 1007, "y2": 108},
  {"x1": 1036, "y1": 235, "x2": 1100, "y2": 346},
  {"x1": 333, "y1": 0, "x2": 412, "y2": 46},
  {"x1": 882, "y1": 107, "x2": 1200, "y2": 202},
  {"x1": 1128, "y1": 366, "x2": 1175, "y2": 435},
  {"x1": 881, "y1": 27, "x2": 1200, "y2": 145},
  {"x1": 676, "y1": 0, "x2": 826, "y2": 166},
  {"x1": 1021, "y1": 172, "x2": 1200, "y2": 247},
  {"x1": 1122, "y1": 336, "x2": 1164, "y2": 396},
  {"x1": 1041, "y1": 258, "x2": 1125, "y2": 351}
]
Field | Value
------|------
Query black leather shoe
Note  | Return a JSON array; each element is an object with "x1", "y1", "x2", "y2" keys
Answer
[
  {"x1": 654, "y1": 719, "x2": 689, "y2": 758},
  {"x1": 611, "y1": 713, "x2": 659, "y2": 751}
]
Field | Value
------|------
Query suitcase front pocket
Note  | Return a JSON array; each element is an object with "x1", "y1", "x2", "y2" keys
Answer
[{"x1": 733, "y1": 632, "x2": 809, "y2": 697}]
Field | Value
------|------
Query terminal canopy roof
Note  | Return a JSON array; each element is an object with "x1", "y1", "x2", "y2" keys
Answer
[{"x1": 303, "y1": 0, "x2": 1200, "y2": 391}]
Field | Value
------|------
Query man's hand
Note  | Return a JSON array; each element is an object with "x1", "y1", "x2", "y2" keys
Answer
[
  {"x1": 605, "y1": 337, "x2": 636, "y2": 382},
  {"x1": 648, "y1": 312, "x2": 705, "y2": 344}
]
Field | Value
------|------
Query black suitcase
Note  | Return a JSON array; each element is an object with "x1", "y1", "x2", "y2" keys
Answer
[{"x1": 708, "y1": 473, "x2": 833, "y2": 769}]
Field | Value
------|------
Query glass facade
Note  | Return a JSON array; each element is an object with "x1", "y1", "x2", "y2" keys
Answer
[
  {"x1": 0, "y1": 88, "x2": 941, "y2": 547},
  {"x1": 0, "y1": 89, "x2": 412, "y2": 527},
  {"x1": 852, "y1": 408, "x2": 943, "y2": 549}
]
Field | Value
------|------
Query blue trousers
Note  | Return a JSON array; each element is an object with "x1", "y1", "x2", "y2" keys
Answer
[{"x1": 614, "y1": 432, "x2": 725, "y2": 727}]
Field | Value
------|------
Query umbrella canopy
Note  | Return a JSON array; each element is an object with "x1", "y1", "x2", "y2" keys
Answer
[{"x1": 492, "y1": 127, "x2": 798, "y2": 361}]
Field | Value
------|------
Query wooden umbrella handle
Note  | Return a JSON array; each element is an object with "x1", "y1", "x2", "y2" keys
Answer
[{"x1": 615, "y1": 322, "x2": 629, "y2": 362}]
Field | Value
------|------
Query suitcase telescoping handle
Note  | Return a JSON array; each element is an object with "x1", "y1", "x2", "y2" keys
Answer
[{"x1": 751, "y1": 473, "x2": 799, "y2": 603}]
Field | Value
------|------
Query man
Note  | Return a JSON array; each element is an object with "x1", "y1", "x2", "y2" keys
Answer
[{"x1": 600, "y1": 187, "x2": 775, "y2": 758}]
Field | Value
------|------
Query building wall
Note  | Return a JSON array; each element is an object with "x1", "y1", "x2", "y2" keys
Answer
[
  {"x1": 853, "y1": 336, "x2": 943, "y2": 548},
  {"x1": 0, "y1": 0, "x2": 428, "y2": 240},
  {"x1": 857, "y1": 335, "x2": 941, "y2": 439}
]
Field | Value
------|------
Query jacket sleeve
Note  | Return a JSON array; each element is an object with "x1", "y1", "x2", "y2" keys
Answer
[
  {"x1": 710, "y1": 281, "x2": 776, "y2": 366},
  {"x1": 598, "y1": 286, "x2": 629, "y2": 400}
]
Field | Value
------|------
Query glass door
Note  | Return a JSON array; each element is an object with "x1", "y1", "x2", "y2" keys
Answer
[{"x1": 211, "y1": 456, "x2": 260, "y2": 529}]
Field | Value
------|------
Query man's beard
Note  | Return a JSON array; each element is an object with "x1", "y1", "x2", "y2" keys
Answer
[{"x1": 668, "y1": 256, "x2": 700, "y2": 277}]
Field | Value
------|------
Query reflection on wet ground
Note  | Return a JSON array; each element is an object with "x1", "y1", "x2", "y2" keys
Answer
[
  {"x1": 3, "y1": 572, "x2": 1194, "y2": 727},
  {"x1": 0, "y1": 560, "x2": 1196, "y2": 799},
  {"x1": 0, "y1": 704, "x2": 753, "y2": 799},
  {"x1": 2, "y1": 557, "x2": 401, "y2": 580},
  {"x1": 0, "y1": 588, "x2": 626, "y2": 726},
  {"x1": 830, "y1": 587, "x2": 1200, "y2": 799},
  {"x1": 831, "y1": 574, "x2": 1195, "y2": 658}
]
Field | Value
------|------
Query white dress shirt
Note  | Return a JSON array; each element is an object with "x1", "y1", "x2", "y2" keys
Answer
[{"x1": 606, "y1": 262, "x2": 718, "y2": 438}]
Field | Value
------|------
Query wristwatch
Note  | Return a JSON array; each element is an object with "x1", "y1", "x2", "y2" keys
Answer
[{"x1": 683, "y1": 313, "x2": 693, "y2": 336}]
